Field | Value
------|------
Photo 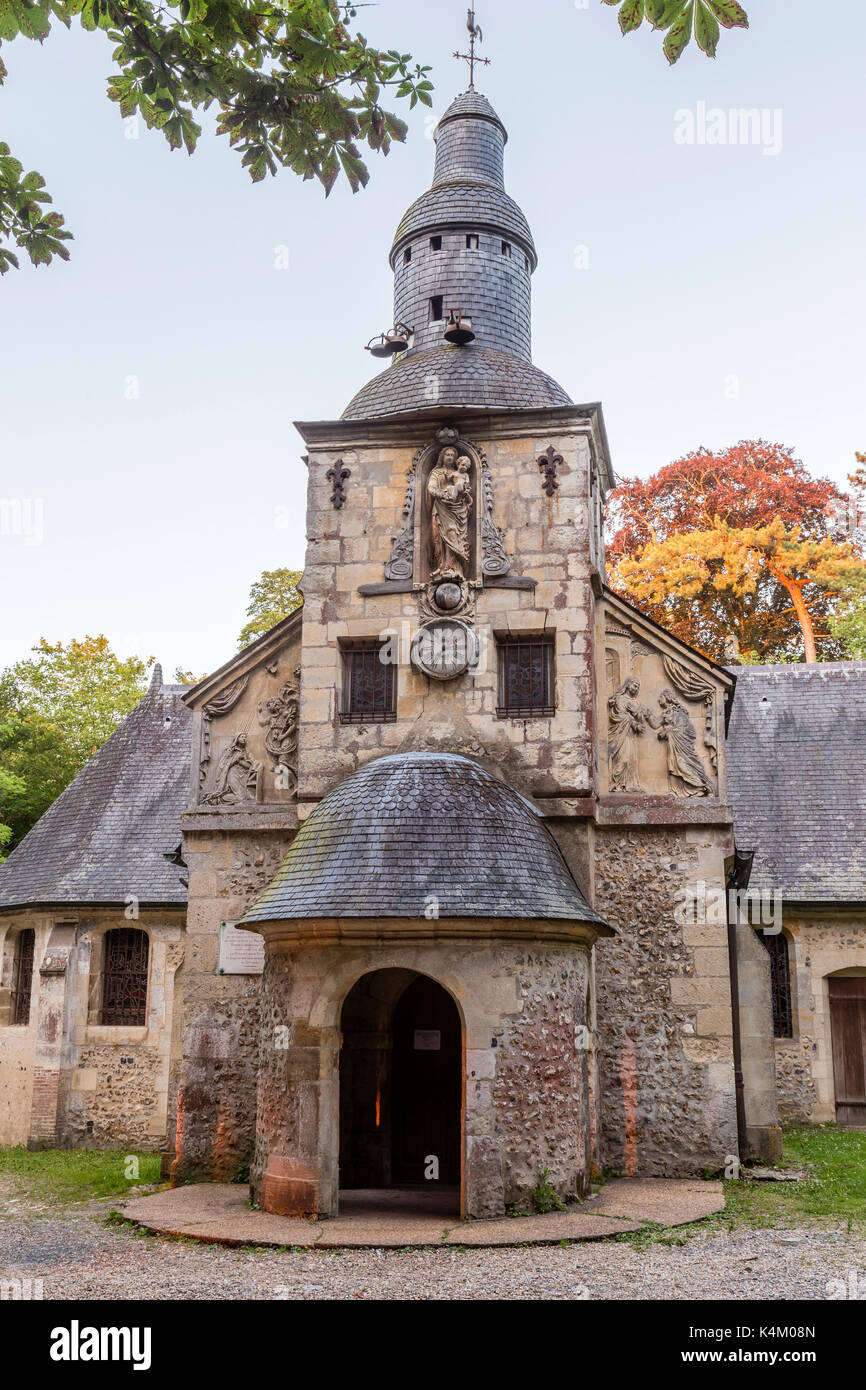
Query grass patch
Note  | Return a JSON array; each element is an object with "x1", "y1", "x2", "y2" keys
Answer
[
  {"x1": 0, "y1": 1146, "x2": 162, "y2": 1206},
  {"x1": 615, "y1": 1124, "x2": 866, "y2": 1248}
]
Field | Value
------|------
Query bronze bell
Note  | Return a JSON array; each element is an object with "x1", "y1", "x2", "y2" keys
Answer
[
  {"x1": 365, "y1": 333, "x2": 391, "y2": 358},
  {"x1": 385, "y1": 322, "x2": 412, "y2": 354},
  {"x1": 444, "y1": 309, "x2": 475, "y2": 346}
]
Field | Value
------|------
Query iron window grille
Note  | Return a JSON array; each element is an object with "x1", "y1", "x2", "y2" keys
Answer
[
  {"x1": 102, "y1": 927, "x2": 149, "y2": 1026},
  {"x1": 340, "y1": 642, "x2": 397, "y2": 724},
  {"x1": 496, "y1": 634, "x2": 556, "y2": 718},
  {"x1": 10, "y1": 928, "x2": 34, "y2": 1026},
  {"x1": 762, "y1": 931, "x2": 793, "y2": 1038}
]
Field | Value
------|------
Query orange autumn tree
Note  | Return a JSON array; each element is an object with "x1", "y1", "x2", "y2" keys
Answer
[{"x1": 607, "y1": 441, "x2": 864, "y2": 663}]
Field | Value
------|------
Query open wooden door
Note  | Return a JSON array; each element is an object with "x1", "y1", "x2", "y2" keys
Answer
[{"x1": 829, "y1": 977, "x2": 866, "y2": 1127}]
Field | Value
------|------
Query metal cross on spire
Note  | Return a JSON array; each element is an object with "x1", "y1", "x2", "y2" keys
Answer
[{"x1": 454, "y1": 8, "x2": 490, "y2": 90}]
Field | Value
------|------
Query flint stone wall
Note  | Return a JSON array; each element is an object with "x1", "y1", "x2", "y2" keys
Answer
[
  {"x1": 593, "y1": 826, "x2": 738, "y2": 1175},
  {"x1": 171, "y1": 828, "x2": 294, "y2": 1181},
  {"x1": 249, "y1": 935, "x2": 592, "y2": 1219}
]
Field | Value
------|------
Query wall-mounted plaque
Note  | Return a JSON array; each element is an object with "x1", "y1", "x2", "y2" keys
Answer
[
  {"x1": 414, "y1": 1029, "x2": 441, "y2": 1051},
  {"x1": 218, "y1": 922, "x2": 265, "y2": 976}
]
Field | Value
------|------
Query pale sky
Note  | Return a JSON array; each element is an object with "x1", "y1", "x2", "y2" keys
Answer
[{"x1": 1, "y1": 0, "x2": 864, "y2": 680}]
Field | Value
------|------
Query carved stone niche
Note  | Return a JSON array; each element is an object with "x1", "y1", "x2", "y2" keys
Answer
[
  {"x1": 197, "y1": 657, "x2": 301, "y2": 808},
  {"x1": 601, "y1": 608, "x2": 723, "y2": 801},
  {"x1": 383, "y1": 428, "x2": 511, "y2": 623}
]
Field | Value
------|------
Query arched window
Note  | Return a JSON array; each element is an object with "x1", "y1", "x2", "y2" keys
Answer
[
  {"x1": 763, "y1": 932, "x2": 793, "y2": 1038},
  {"x1": 101, "y1": 928, "x2": 149, "y2": 1026},
  {"x1": 10, "y1": 928, "x2": 35, "y2": 1026}
]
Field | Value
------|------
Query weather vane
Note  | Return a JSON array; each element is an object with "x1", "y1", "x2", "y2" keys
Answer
[{"x1": 454, "y1": 8, "x2": 490, "y2": 90}]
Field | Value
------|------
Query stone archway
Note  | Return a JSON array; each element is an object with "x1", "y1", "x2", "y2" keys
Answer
[{"x1": 338, "y1": 968, "x2": 462, "y2": 1214}]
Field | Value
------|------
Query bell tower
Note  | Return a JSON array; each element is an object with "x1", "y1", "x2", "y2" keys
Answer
[{"x1": 293, "y1": 73, "x2": 614, "y2": 816}]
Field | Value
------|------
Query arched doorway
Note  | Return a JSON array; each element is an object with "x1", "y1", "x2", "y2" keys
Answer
[{"x1": 339, "y1": 969, "x2": 462, "y2": 1213}]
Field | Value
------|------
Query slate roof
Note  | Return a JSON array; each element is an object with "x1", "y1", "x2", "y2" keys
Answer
[
  {"x1": 342, "y1": 344, "x2": 572, "y2": 421},
  {"x1": 434, "y1": 90, "x2": 508, "y2": 136},
  {"x1": 391, "y1": 182, "x2": 536, "y2": 264},
  {"x1": 726, "y1": 662, "x2": 866, "y2": 904},
  {"x1": 0, "y1": 667, "x2": 192, "y2": 911},
  {"x1": 242, "y1": 752, "x2": 608, "y2": 925}
]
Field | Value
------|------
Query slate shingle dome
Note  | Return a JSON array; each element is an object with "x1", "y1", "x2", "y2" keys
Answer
[
  {"x1": 342, "y1": 88, "x2": 571, "y2": 421},
  {"x1": 342, "y1": 344, "x2": 572, "y2": 420},
  {"x1": 0, "y1": 667, "x2": 192, "y2": 910},
  {"x1": 241, "y1": 752, "x2": 606, "y2": 924}
]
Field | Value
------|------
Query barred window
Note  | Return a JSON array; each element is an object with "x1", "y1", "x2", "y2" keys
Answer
[
  {"x1": 101, "y1": 928, "x2": 149, "y2": 1026},
  {"x1": 762, "y1": 932, "x2": 793, "y2": 1039},
  {"x1": 496, "y1": 634, "x2": 556, "y2": 718},
  {"x1": 340, "y1": 642, "x2": 397, "y2": 724},
  {"x1": 10, "y1": 928, "x2": 34, "y2": 1026}
]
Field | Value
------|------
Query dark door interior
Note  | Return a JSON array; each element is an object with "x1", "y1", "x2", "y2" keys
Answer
[
  {"x1": 391, "y1": 974, "x2": 462, "y2": 1185},
  {"x1": 339, "y1": 969, "x2": 462, "y2": 1193},
  {"x1": 829, "y1": 976, "x2": 866, "y2": 1126}
]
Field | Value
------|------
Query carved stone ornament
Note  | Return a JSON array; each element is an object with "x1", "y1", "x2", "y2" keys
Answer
[
  {"x1": 481, "y1": 456, "x2": 510, "y2": 577},
  {"x1": 606, "y1": 675, "x2": 714, "y2": 798},
  {"x1": 326, "y1": 459, "x2": 351, "y2": 509},
  {"x1": 416, "y1": 574, "x2": 476, "y2": 622},
  {"x1": 411, "y1": 619, "x2": 480, "y2": 682},
  {"x1": 384, "y1": 434, "x2": 513, "y2": 589},
  {"x1": 538, "y1": 444, "x2": 563, "y2": 497},
  {"x1": 384, "y1": 446, "x2": 421, "y2": 581},
  {"x1": 257, "y1": 666, "x2": 300, "y2": 794},
  {"x1": 200, "y1": 732, "x2": 264, "y2": 806},
  {"x1": 199, "y1": 674, "x2": 250, "y2": 788},
  {"x1": 661, "y1": 654, "x2": 718, "y2": 771}
]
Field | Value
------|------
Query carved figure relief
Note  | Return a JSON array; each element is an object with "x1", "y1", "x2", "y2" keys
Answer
[
  {"x1": 652, "y1": 688, "x2": 714, "y2": 797},
  {"x1": 196, "y1": 652, "x2": 301, "y2": 807},
  {"x1": 607, "y1": 677, "x2": 645, "y2": 792},
  {"x1": 199, "y1": 674, "x2": 249, "y2": 790},
  {"x1": 200, "y1": 733, "x2": 263, "y2": 806}
]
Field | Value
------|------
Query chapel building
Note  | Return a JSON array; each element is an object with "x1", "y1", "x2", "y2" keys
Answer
[{"x1": 1, "y1": 86, "x2": 864, "y2": 1217}]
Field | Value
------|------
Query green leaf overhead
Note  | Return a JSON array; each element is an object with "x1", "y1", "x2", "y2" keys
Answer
[
  {"x1": 0, "y1": 0, "x2": 433, "y2": 271},
  {"x1": 604, "y1": 0, "x2": 748, "y2": 63}
]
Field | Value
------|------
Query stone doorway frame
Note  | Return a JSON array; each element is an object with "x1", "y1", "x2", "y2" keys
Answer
[{"x1": 336, "y1": 965, "x2": 466, "y2": 1214}]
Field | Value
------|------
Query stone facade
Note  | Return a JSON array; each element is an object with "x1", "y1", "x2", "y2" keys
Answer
[
  {"x1": 0, "y1": 910, "x2": 183, "y2": 1150},
  {"x1": 774, "y1": 915, "x2": 866, "y2": 1124}
]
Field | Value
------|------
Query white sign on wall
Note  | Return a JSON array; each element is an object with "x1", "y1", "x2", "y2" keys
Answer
[{"x1": 218, "y1": 922, "x2": 265, "y2": 976}]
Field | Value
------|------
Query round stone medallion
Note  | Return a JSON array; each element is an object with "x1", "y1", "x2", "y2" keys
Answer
[
  {"x1": 433, "y1": 580, "x2": 463, "y2": 612},
  {"x1": 411, "y1": 619, "x2": 479, "y2": 681}
]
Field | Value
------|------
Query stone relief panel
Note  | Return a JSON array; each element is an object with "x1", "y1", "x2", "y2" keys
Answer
[
  {"x1": 198, "y1": 654, "x2": 301, "y2": 807},
  {"x1": 600, "y1": 605, "x2": 723, "y2": 800}
]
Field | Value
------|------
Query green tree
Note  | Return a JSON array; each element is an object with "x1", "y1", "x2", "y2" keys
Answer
[
  {"x1": 0, "y1": 636, "x2": 153, "y2": 853},
  {"x1": 238, "y1": 568, "x2": 303, "y2": 648},
  {"x1": 0, "y1": 0, "x2": 432, "y2": 273},
  {"x1": 602, "y1": 0, "x2": 749, "y2": 63}
]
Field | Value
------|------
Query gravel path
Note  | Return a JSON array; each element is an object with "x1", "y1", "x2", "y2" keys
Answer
[{"x1": 1, "y1": 1201, "x2": 864, "y2": 1300}]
